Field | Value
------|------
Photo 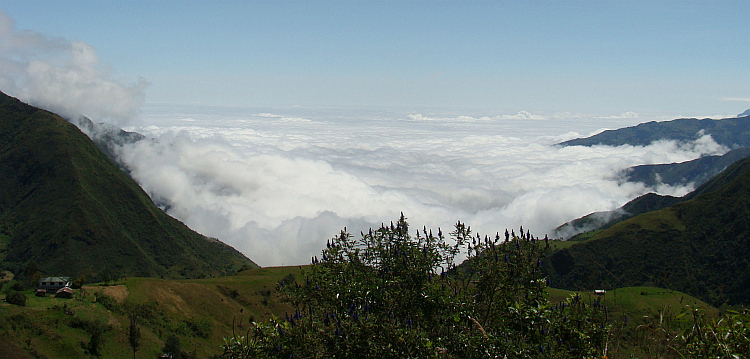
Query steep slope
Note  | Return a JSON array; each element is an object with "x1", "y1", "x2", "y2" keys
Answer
[
  {"x1": 556, "y1": 154, "x2": 750, "y2": 238},
  {"x1": 545, "y1": 157, "x2": 750, "y2": 306},
  {"x1": 0, "y1": 91, "x2": 257, "y2": 279}
]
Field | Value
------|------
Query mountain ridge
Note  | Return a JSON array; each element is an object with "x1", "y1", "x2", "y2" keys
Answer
[
  {"x1": 0, "y1": 91, "x2": 258, "y2": 280},
  {"x1": 559, "y1": 116, "x2": 750, "y2": 148}
]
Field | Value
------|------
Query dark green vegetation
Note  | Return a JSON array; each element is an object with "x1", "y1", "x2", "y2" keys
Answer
[
  {"x1": 559, "y1": 116, "x2": 750, "y2": 148},
  {"x1": 73, "y1": 116, "x2": 146, "y2": 176},
  {"x1": 0, "y1": 91, "x2": 257, "y2": 281},
  {"x1": 546, "y1": 155, "x2": 750, "y2": 307},
  {"x1": 0, "y1": 222, "x2": 745, "y2": 358}
]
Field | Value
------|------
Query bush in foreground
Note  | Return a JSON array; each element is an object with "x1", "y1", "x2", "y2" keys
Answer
[{"x1": 223, "y1": 215, "x2": 608, "y2": 358}]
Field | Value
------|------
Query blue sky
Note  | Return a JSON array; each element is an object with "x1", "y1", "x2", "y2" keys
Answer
[{"x1": 2, "y1": 1, "x2": 749, "y2": 117}]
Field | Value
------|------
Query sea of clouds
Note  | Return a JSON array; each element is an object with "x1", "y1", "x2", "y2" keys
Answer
[
  {"x1": 0, "y1": 11, "x2": 731, "y2": 266},
  {"x1": 114, "y1": 106, "x2": 728, "y2": 266}
]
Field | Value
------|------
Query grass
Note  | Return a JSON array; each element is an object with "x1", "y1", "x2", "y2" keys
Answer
[
  {"x1": 549, "y1": 286, "x2": 719, "y2": 357},
  {"x1": 546, "y1": 239, "x2": 581, "y2": 251},
  {"x1": 549, "y1": 286, "x2": 716, "y2": 319},
  {"x1": 0, "y1": 266, "x2": 303, "y2": 358}
]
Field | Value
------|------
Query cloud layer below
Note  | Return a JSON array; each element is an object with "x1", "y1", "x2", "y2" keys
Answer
[{"x1": 118, "y1": 106, "x2": 727, "y2": 266}]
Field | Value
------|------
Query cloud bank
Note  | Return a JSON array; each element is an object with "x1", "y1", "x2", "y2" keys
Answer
[
  {"x1": 116, "y1": 107, "x2": 726, "y2": 266},
  {"x1": 0, "y1": 12, "x2": 146, "y2": 125}
]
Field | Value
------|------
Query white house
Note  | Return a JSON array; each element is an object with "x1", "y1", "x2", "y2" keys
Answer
[{"x1": 38, "y1": 277, "x2": 71, "y2": 292}]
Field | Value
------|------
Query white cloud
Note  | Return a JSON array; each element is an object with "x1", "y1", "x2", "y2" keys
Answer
[
  {"x1": 601, "y1": 111, "x2": 639, "y2": 119},
  {"x1": 114, "y1": 107, "x2": 724, "y2": 266},
  {"x1": 407, "y1": 111, "x2": 547, "y2": 122},
  {"x1": 0, "y1": 12, "x2": 147, "y2": 125},
  {"x1": 722, "y1": 97, "x2": 750, "y2": 102},
  {"x1": 500, "y1": 111, "x2": 547, "y2": 120}
]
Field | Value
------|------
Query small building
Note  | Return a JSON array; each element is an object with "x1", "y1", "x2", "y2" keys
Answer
[
  {"x1": 35, "y1": 289, "x2": 47, "y2": 297},
  {"x1": 594, "y1": 289, "x2": 606, "y2": 295},
  {"x1": 38, "y1": 277, "x2": 71, "y2": 292},
  {"x1": 55, "y1": 287, "x2": 74, "y2": 299}
]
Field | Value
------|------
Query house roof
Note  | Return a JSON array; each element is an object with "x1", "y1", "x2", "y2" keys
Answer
[{"x1": 39, "y1": 277, "x2": 71, "y2": 283}]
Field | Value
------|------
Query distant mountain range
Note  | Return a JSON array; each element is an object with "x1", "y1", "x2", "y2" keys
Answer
[
  {"x1": 547, "y1": 113, "x2": 750, "y2": 306},
  {"x1": 0, "y1": 91, "x2": 257, "y2": 280},
  {"x1": 558, "y1": 116, "x2": 750, "y2": 148}
]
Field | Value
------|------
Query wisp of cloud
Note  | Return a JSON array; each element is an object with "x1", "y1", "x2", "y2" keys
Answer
[{"x1": 0, "y1": 12, "x2": 146, "y2": 125}]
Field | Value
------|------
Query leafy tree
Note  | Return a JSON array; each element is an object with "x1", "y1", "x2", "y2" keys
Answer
[
  {"x1": 72, "y1": 274, "x2": 87, "y2": 289},
  {"x1": 128, "y1": 307, "x2": 141, "y2": 359},
  {"x1": 82, "y1": 318, "x2": 111, "y2": 356},
  {"x1": 223, "y1": 215, "x2": 609, "y2": 358},
  {"x1": 162, "y1": 334, "x2": 182, "y2": 359}
]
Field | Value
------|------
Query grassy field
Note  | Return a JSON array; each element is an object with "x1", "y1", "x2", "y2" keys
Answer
[
  {"x1": 1, "y1": 267, "x2": 719, "y2": 358},
  {"x1": 0, "y1": 266, "x2": 302, "y2": 359},
  {"x1": 549, "y1": 286, "x2": 720, "y2": 358},
  {"x1": 549, "y1": 286, "x2": 717, "y2": 321}
]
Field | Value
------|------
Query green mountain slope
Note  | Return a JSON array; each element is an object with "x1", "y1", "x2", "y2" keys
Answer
[
  {"x1": 0, "y1": 91, "x2": 257, "y2": 280},
  {"x1": 545, "y1": 157, "x2": 750, "y2": 306}
]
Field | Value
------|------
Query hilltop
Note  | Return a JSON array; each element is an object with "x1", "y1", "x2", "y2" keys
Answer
[{"x1": 0, "y1": 91, "x2": 257, "y2": 280}]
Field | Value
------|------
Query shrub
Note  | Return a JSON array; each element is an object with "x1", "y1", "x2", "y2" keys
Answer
[
  {"x1": 186, "y1": 318, "x2": 212, "y2": 339},
  {"x1": 677, "y1": 308, "x2": 750, "y2": 358},
  {"x1": 5, "y1": 290, "x2": 26, "y2": 306}
]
